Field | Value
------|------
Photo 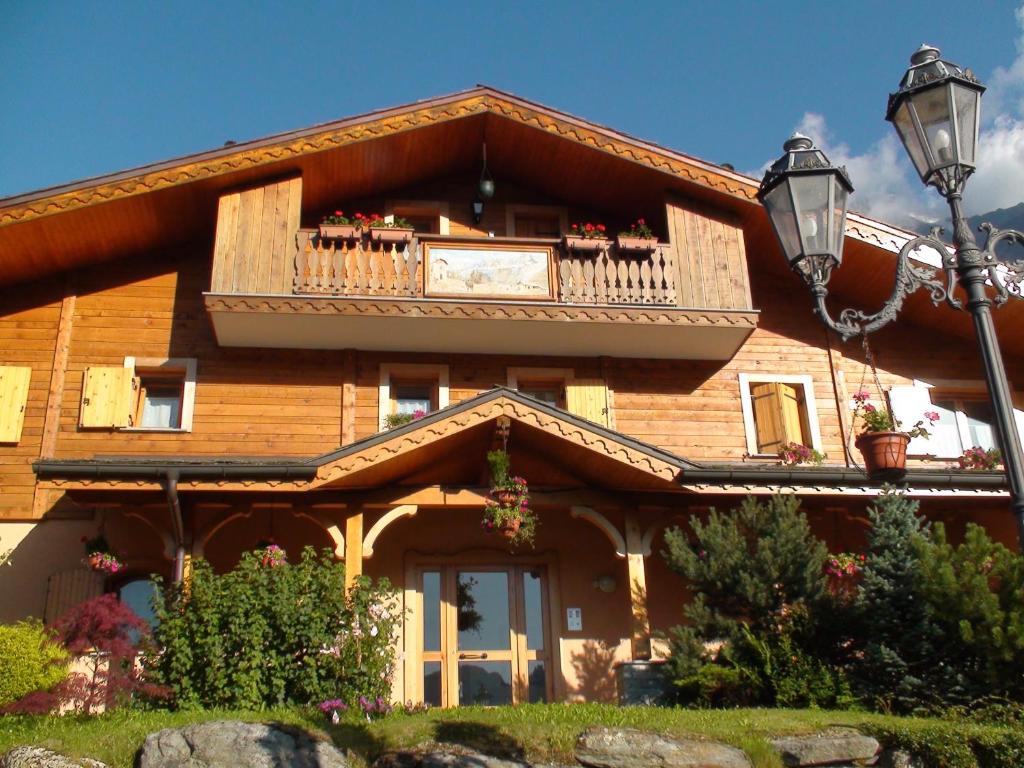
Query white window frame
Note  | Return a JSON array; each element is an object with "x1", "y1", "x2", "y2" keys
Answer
[
  {"x1": 914, "y1": 378, "x2": 1021, "y2": 459},
  {"x1": 738, "y1": 373, "x2": 824, "y2": 457},
  {"x1": 379, "y1": 363, "x2": 449, "y2": 431},
  {"x1": 122, "y1": 356, "x2": 196, "y2": 432}
]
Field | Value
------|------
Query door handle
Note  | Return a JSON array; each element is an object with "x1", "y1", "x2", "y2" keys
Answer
[{"x1": 458, "y1": 652, "x2": 489, "y2": 660}]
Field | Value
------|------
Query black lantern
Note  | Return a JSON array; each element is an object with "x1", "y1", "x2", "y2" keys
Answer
[
  {"x1": 886, "y1": 44, "x2": 984, "y2": 193},
  {"x1": 757, "y1": 134, "x2": 853, "y2": 285}
]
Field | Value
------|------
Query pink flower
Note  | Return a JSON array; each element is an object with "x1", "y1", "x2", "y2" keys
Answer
[
  {"x1": 853, "y1": 390, "x2": 870, "y2": 402},
  {"x1": 924, "y1": 411, "x2": 939, "y2": 422},
  {"x1": 863, "y1": 404, "x2": 876, "y2": 413}
]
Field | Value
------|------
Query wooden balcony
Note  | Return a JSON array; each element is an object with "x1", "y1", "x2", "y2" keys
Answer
[
  {"x1": 203, "y1": 179, "x2": 758, "y2": 359},
  {"x1": 292, "y1": 231, "x2": 678, "y2": 306}
]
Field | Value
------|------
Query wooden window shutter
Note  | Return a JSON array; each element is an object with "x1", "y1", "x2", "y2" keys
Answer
[
  {"x1": 750, "y1": 382, "x2": 786, "y2": 453},
  {"x1": 0, "y1": 366, "x2": 32, "y2": 443},
  {"x1": 44, "y1": 569, "x2": 105, "y2": 624},
  {"x1": 777, "y1": 383, "x2": 809, "y2": 445},
  {"x1": 566, "y1": 378, "x2": 609, "y2": 426},
  {"x1": 79, "y1": 366, "x2": 135, "y2": 428}
]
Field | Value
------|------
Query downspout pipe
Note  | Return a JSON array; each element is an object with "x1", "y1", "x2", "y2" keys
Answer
[{"x1": 163, "y1": 471, "x2": 186, "y2": 585}]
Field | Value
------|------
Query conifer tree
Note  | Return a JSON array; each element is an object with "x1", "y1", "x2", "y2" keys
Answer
[{"x1": 853, "y1": 488, "x2": 949, "y2": 712}]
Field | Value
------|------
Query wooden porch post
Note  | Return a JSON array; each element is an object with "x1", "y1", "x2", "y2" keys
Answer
[
  {"x1": 344, "y1": 510, "x2": 364, "y2": 589},
  {"x1": 624, "y1": 513, "x2": 651, "y2": 660}
]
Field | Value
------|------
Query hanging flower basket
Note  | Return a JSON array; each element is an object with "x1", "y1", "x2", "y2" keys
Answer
[
  {"x1": 855, "y1": 431, "x2": 909, "y2": 479},
  {"x1": 81, "y1": 535, "x2": 123, "y2": 575},
  {"x1": 481, "y1": 449, "x2": 536, "y2": 546}
]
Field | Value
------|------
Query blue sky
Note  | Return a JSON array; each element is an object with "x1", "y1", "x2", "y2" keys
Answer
[{"x1": 2, "y1": 1, "x2": 1023, "y2": 224}]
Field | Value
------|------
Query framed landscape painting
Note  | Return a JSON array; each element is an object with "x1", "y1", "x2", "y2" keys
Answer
[{"x1": 424, "y1": 243, "x2": 554, "y2": 300}]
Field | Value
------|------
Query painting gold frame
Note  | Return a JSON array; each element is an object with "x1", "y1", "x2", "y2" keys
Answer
[{"x1": 423, "y1": 241, "x2": 555, "y2": 301}]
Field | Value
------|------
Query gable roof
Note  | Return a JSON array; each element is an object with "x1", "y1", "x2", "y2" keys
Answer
[{"x1": 0, "y1": 85, "x2": 913, "y2": 287}]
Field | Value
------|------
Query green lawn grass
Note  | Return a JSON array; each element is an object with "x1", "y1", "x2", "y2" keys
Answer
[{"x1": 1, "y1": 704, "x2": 1021, "y2": 768}]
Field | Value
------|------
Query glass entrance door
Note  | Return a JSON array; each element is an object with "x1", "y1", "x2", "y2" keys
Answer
[{"x1": 418, "y1": 565, "x2": 550, "y2": 706}]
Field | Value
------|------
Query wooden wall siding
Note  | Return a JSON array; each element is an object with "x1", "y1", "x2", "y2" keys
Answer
[
  {"x1": 665, "y1": 198, "x2": 752, "y2": 311},
  {"x1": 52, "y1": 251, "x2": 348, "y2": 470},
  {"x1": 211, "y1": 177, "x2": 302, "y2": 295},
  {"x1": 0, "y1": 282, "x2": 62, "y2": 518}
]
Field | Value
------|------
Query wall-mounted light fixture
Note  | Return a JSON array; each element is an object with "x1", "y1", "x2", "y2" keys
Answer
[{"x1": 472, "y1": 143, "x2": 495, "y2": 224}]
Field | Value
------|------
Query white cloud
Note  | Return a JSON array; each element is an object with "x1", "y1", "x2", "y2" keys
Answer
[
  {"x1": 762, "y1": 5, "x2": 1024, "y2": 226},
  {"x1": 787, "y1": 112, "x2": 943, "y2": 229}
]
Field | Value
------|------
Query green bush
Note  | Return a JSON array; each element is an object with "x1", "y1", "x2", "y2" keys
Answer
[
  {"x1": 918, "y1": 523, "x2": 1024, "y2": 703},
  {"x1": 148, "y1": 547, "x2": 399, "y2": 709},
  {"x1": 0, "y1": 619, "x2": 68, "y2": 707},
  {"x1": 662, "y1": 495, "x2": 846, "y2": 707}
]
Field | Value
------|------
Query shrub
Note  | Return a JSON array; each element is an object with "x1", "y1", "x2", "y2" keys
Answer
[
  {"x1": 149, "y1": 547, "x2": 399, "y2": 709},
  {"x1": 850, "y1": 489, "x2": 945, "y2": 713},
  {"x1": 0, "y1": 620, "x2": 67, "y2": 708},
  {"x1": 662, "y1": 495, "x2": 844, "y2": 706},
  {"x1": 918, "y1": 523, "x2": 1024, "y2": 704}
]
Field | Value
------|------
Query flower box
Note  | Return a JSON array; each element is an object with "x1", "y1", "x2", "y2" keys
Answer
[
  {"x1": 615, "y1": 235, "x2": 658, "y2": 252},
  {"x1": 369, "y1": 226, "x2": 414, "y2": 245},
  {"x1": 318, "y1": 224, "x2": 359, "y2": 241},
  {"x1": 564, "y1": 235, "x2": 610, "y2": 252}
]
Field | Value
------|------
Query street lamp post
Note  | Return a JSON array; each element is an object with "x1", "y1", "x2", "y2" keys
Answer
[{"x1": 758, "y1": 45, "x2": 1024, "y2": 545}]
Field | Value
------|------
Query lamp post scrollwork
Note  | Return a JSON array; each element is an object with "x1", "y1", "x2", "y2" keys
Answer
[{"x1": 759, "y1": 45, "x2": 1024, "y2": 545}]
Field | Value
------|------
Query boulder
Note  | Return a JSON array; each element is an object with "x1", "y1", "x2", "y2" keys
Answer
[
  {"x1": 877, "y1": 750, "x2": 925, "y2": 768},
  {"x1": 373, "y1": 744, "x2": 533, "y2": 767},
  {"x1": 0, "y1": 747, "x2": 107, "y2": 768},
  {"x1": 137, "y1": 720, "x2": 349, "y2": 768},
  {"x1": 770, "y1": 729, "x2": 880, "y2": 766},
  {"x1": 575, "y1": 727, "x2": 752, "y2": 768}
]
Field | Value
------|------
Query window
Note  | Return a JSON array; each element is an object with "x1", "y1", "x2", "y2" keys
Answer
[
  {"x1": 931, "y1": 394, "x2": 998, "y2": 457},
  {"x1": 378, "y1": 363, "x2": 449, "y2": 431},
  {"x1": 508, "y1": 367, "x2": 573, "y2": 410},
  {"x1": 739, "y1": 374, "x2": 823, "y2": 456},
  {"x1": 385, "y1": 200, "x2": 450, "y2": 235},
  {"x1": 889, "y1": 382, "x2": 1024, "y2": 458},
  {"x1": 135, "y1": 372, "x2": 184, "y2": 429},
  {"x1": 505, "y1": 205, "x2": 568, "y2": 238},
  {"x1": 507, "y1": 367, "x2": 612, "y2": 426},
  {"x1": 392, "y1": 380, "x2": 436, "y2": 416},
  {"x1": 79, "y1": 357, "x2": 196, "y2": 431}
]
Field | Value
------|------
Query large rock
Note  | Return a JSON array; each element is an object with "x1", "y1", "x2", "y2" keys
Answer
[
  {"x1": 575, "y1": 727, "x2": 752, "y2": 768},
  {"x1": 0, "y1": 747, "x2": 107, "y2": 768},
  {"x1": 770, "y1": 729, "x2": 880, "y2": 766},
  {"x1": 374, "y1": 745, "x2": 533, "y2": 767},
  {"x1": 137, "y1": 720, "x2": 349, "y2": 768},
  {"x1": 877, "y1": 750, "x2": 925, "y2": 768}
]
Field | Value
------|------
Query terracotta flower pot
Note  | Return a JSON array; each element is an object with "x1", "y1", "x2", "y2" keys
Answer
[
  {"x1": 319, "y1": 224, "x2": 358, "y2": 241},
  {"x1": 855, "y1": 431, "x2": 909, "y2": 479},
  {"x1": 369, "y1": 227, "x2": 414, "y2": 245},
  {"x1": 87, "y1": 552, "x2": 104, "y2": 570},
  {"x1": 564, "y1": 235, "x2": 610, "y2": 252},
  {"x1": 496, "y1": 489, "x2": 518, "y2": 507},
  {"x1": 499, "y1": 517, "x2": 521, "y2": 540},
  {"x1": 615, "y1": 235, "x2": 657, "y2": 252}
]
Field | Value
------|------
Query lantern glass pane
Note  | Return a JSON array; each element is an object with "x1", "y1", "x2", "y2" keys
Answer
[
  {"x1": 830, "y1": 183, "x2": 849, "y2": 267},
  {"x1": 763, "y1": 182, "x2": 802, "y2": 264},
  {"x1": 953, "y1": 84, "x2": 979, "y2": 167},
  {"x1": 912, "y1": 86, "x2": 955, "y2": 168},
  {"x1": 892, "y1": 101, "x2": 930, "y2": 180},
  {"x1": 789, "y1": 174, "x2": 831, "y2": 256}
]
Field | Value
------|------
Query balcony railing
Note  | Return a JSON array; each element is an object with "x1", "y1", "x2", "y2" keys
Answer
[{"x1": 292, "y1": 231, "x2": 677, "y2": 306}]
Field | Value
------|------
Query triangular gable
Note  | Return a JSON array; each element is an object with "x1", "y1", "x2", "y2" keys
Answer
[{"x1": 312, "y1": 387, "x2": 693, "y2": 491}]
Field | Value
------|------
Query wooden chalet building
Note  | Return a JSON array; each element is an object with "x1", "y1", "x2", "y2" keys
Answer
[{"x1": 0, "y1": 87, "x2": 1021, "y2": 706}]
